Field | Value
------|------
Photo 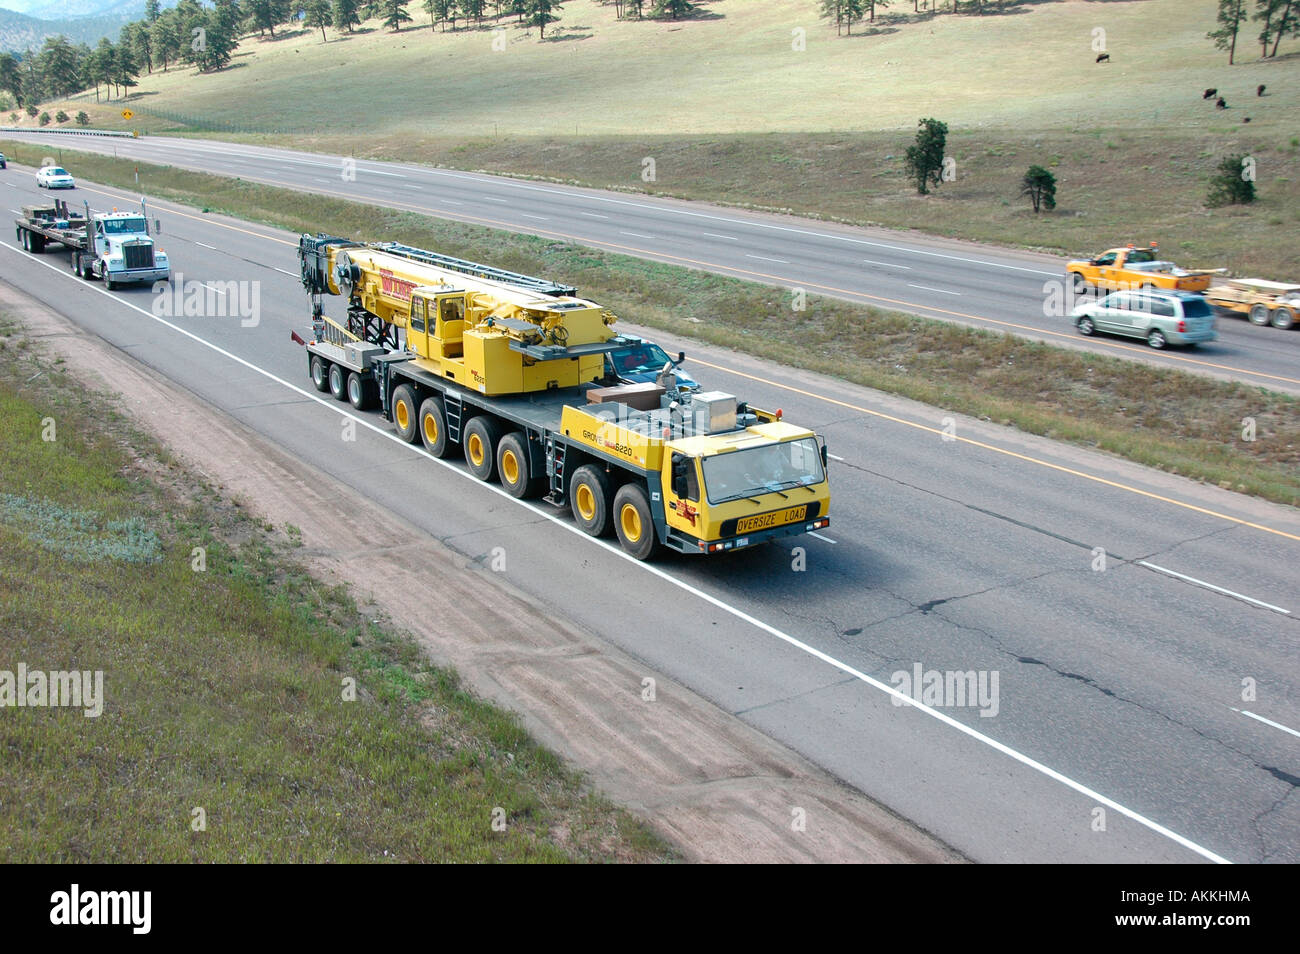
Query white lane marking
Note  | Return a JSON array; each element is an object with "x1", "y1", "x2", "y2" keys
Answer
[
  {"x1": 702, "y1": 232, "x2": 739, "y2": 241},
  {"x1": 620, "y1": 231, "x2": 653, "y2": 239},
  {"x1": 359, "y1": 169, "x2": 406, "y2": 178},
  {"x1": 271, "y1": 266, "x2": 297, "y2": 277},
  {"x1": 202, "y1": 282, "x2": 227, "y2": 296},
  {"x1": 312, "y1": 178, "x2": 331, "y2": 184},
  {"x1": 1138, "y1": 561, "x2": 1290, "y2": 615},
  {"x1": 482, "y1": 196, "x2": 508, "y2": 203},
  {"x1": 863, "y1": 258, "x2": 911, "y2": 269},
  {"x1": 1230, "y1": 708, "x2": 1300, "y2": 739},
  {"x1": 0, "y1": 235, "x2": 1234, "y2": 866},
  {"x1": 908, "y1": 283, "x2": 962, "y2": 296},
  {"x1": 747, "y1": 254, "x2": 790, "y2": 264},
  {"x1": 195, "y1": 241, "x2": 217, "y2": 250},
  {"x1": 827, "y1": 453, "x2": 846, "y2": 462},
  {"x1": 581, "y1": 211, "x2": 609, "y2": 219},
  {"x1": 9, "y1": 208, "x2": 19, "y2": 214},
  {"x1": 808, "y1": 531, "x2": 837, "y2": 544},
  {"x1": 440, "y1": 199, "x2": 463, "y2": 206},
  {"x1": 520, "y1": 213, "x2": 549, "y2": 221},
  {"x1": 20, "y1": 133, "x2": 1063, "y2": 277}
]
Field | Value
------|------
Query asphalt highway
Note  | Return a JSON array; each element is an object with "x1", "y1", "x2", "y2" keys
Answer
[
  {"x1": 5, "y1": 130, "x2": 1300, "y2": 394},
  {"x1": 2, "y1": 163, "x2": 1297, "y2": 863}
]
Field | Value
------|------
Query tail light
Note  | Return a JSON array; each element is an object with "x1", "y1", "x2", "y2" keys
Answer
[{"x1": 1178, "y1": 320, "x2": 1186, "y2": 333}]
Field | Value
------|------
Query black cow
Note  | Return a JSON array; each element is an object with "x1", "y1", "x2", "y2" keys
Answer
[
  {"x1": 1096, "y1": 53, "x2": 1110, "y2": 63},
  {"x1": 1216, "y1": 97, "x2": 1227, "y2": 109},
  {"x1": 1203, "y1": 88, "x2": 1218, "y2": 99}
]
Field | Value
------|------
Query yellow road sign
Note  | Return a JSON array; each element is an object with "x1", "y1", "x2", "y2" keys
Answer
[{"x1": 121, "y1": 109, "x2": 134, "y2": 120}]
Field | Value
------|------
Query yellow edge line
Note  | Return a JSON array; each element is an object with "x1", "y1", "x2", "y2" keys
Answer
[{"x1": 78, "y1": 178, "x2": 1300, "y2": 544}]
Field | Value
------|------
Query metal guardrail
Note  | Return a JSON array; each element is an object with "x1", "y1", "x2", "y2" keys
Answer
[{"x1": 0, "y1": 127, "x2": 135, "y2": 138}]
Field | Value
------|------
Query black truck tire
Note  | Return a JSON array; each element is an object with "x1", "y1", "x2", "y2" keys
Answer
[
  {"x1": 570, "y1": 465, "x2": 614, "y2": 537},
  {"x1": 463, "y1": 416, "x2": 503, "y2": 482},
  {"x1": 613, "y1": 483, "x2": 658, "y2": 561},
  {"x1": 497, "y1": 431, "x2": 541, "y2": 499},
  {"x1": 391, "y1": 385, "x2": 420, "y2": 443},
  {"x1": 418, "y1": 396, "x2": 454, "y2": 458}
]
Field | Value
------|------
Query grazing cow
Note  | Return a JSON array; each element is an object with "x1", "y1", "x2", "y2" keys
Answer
[
  {"x1": 1203, "y1": 88, "x2": 1218, "y2": 99},
  {"x1": 1216, "y1": 97, "x2": 1227, "y2": 109},
  {"x1": 1096, "y1": 53, "x2": 1110, "y2": 63},
  {"x1": 1243, "y1": 117, "x2": 1252, "y2": 123},
  {"x1": 1257, "y1": 84, "x2": 1266, "y2": 96}
]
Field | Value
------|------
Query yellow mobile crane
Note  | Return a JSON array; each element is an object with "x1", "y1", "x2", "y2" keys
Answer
[
  {"x1": 296, "y1": 234, "x2": 830, "y2": 560},
  {"x1": 301, "y1": 236, "x2": 622, "y2": 396}
]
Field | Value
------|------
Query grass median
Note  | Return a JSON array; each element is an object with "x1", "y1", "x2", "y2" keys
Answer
[
  {"x1": 0, "y1": 307, "x2": 671, "y2": 862},
  {"x1": 2, "y1": 138, "x2": 1296, "y2": 509}
]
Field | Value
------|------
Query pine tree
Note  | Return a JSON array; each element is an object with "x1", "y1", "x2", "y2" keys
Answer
[
  {"x1": 333, "y1": 0, "x2": 362, "y2": 33},
  {"x1": 1020, "y1": 165, "x2": 1057, "y2": 213},
  {"x1": 1208, "y1": 0, "x2": 1248, "y2": 63},
  {"x1": 306, "y1": 0, "x2": 333, "y2": 39},
  {"x1": 526, "y1": 0, "x2": 562, "y2": 37},
  {"x1": 381, "y1": 0, "x2": 413, "y2": 30},
  {"x1": 654, "y1": 0, "x2": 692, "y2": 19},
  {"x1": 903, "y1": 117, "x2": 948, "y2": 195}
]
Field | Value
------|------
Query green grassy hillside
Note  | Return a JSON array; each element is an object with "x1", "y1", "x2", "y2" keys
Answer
[
  {"x1": 40, "y1": 0, "x2": 1300, "y2": 136},
  {"x1": 18, "y1": 0, "x2": 1300, "y2": 274}
]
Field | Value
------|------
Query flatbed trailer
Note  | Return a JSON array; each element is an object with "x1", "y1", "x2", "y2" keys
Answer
[
  {"x1": 302, "y1": 335, "x2": 831, "y2": 560},
  {"x1": 1204, "y1": 278, "x2": 1299, "y2": 330},
  {"x1": 14, "y1": 199, "x2": 168, "y2": 288}
]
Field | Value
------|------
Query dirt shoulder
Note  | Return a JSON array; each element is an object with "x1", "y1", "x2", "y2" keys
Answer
[{"x1": 0, "y1": 279, "x2": 962, "y2": 864}]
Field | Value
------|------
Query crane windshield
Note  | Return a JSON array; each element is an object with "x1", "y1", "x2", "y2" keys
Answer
[{"x1": 701, "y1": 438, "x2": 824, "y2": 504}]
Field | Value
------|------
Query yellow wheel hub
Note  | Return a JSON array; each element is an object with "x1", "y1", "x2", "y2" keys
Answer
[
  {"x1": 502, "y1": 450, "x2": 519, "y2": 484},
  {"x1": 620, "y1": 504, "x2": 642, "y2": 542},
  {"x1": 468, "y1": 434, "x2": 484, "y2": 466},
  {"x1": 576, "y1": 484, "x2": 596, "y2": 521},
  {"x1": 423, "y1": 413, "x2": 438, "y2": 445},
  {"x1": 395, "y1": 401, "x2": 409, "y2": 430}
]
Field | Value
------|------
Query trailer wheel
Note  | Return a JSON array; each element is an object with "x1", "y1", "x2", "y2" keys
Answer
[
  {"x1": 391, "y1": 385, "x2": 420, "y2": 443},
  {"x1": 310, "y1": 355, "x2": 330, "y2": 392},
  {"x1": 347, "y1": 372, "x2": 377, "y2": 411},
  {"x1": 1271, "y1": 306, "x2": 1294, "y2": 330},
  {"x1": 1248, "y1": 304, "x2": 1271, "y2": 326},
  {"x1": 613, "y1": 483, "x2": 657, "y2": 561},
  {"x1": 497, "y1": 432, "x2": 541, "y2": 499},
  {"x1": 328, "y1": 362, "x2": 348, "y2": 402},
  {"x1": 570, "y1": 465, "x2": 614, "y2": 537},
  {"x1": 463, "y1": 416, "x2": 503, "y2": 482},
  {"x1": 418, "y1": 396, "x2": 454, "y2": 458}
]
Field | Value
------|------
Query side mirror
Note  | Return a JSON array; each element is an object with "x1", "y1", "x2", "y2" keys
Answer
[
  {"x1": 676, "y1": 351, "x2": 685, "y2": 365},
  {"x1": 821, "y1": 444, "x2": 829, "y2": 469}
]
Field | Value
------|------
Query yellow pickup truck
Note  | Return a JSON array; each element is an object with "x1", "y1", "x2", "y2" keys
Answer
[{"x1": 1067, "y1": 244, "x2": 1216, "y2": 295}]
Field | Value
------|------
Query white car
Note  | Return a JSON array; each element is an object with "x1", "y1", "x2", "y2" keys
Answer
[{"x1": 36, "y1": 166, "x2": 75, "y2": 189}]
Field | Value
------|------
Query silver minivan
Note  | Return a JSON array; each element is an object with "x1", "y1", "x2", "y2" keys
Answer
[{"x1": 1071, "y1": 290, "x2": 1217, "y2": 349}]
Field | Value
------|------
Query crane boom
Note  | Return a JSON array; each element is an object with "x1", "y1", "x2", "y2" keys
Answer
[{"x1": 300, "y1": 234, "x2": 631, "y2": 396}]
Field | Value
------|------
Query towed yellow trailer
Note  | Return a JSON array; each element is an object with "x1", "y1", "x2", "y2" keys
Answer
[{"x1": 1204, "y1": 278, "x2": 1300, "y2": 330}]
